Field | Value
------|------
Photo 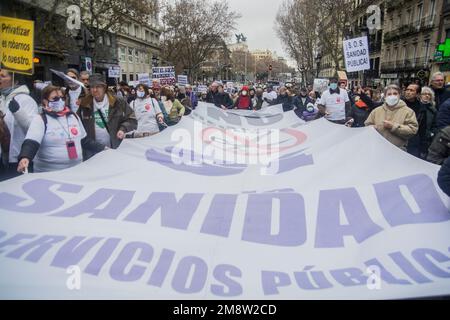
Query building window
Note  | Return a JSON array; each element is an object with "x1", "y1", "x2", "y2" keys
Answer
[
  {"x1": 145, "y1": 30, "x2": 150, "y2": 42},
  {"x1": 446, "y1": 28, "x2": 450, "y2": 39},
  {"x1": 424, "y1": 39, "x2": 430, "y2": 63},
  {"x1": 128, "y1": 48, "x2": 134, "y2": 63},
  {"x1": 430, "y1": 0, "x2": 436, "y2": 16},
  {"x1": 417, "y1": 3, "x2": 423, "y2": 22},
  {"x1": 135, "y1": 49, "x2": 139, "y2": 63},
  {"x1": 135, "y1": 25, "x2": 140, "y2": 38},
  {"x1": 122, "y1": 74, "x2": 127, "y2": 82},
  {"x1": 119, "y1": 47, "x2": 126, "y2": 62},
  {"x1": 129, "y1": 24, "x2": 135, "y2": 37},
  {"x1": 105, "y1": 34, "x2": 111, "y2": 46},
  {"x1": 98, "y1": 35, "x2": 103, "y2": 45}
]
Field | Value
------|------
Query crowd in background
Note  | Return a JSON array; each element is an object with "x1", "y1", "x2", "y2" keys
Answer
[{"x1": 2, "y1": 68, "x2": 450, "y2": 195}]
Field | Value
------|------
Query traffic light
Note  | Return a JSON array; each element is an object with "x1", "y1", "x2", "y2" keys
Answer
[{"x1": 269, "y1": 64, "x2": 273, "y2": 71}]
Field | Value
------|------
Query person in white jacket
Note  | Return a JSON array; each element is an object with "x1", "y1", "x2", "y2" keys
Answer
[{"x1": 0, "y1": 69, "x2": 38, "y2": 180}]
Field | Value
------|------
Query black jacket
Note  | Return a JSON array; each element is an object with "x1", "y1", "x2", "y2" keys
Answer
[
  {"x1": 215, "y1": 92, "x2": 234, "y2": 109},
  {"x1": 269, "y1": 94, "x2": 294, "y2": 112},
  {"x1": 438, "y1": 156, "x2": 450, "y2": 197}
]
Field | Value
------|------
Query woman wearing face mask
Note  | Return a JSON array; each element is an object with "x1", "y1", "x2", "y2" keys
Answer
[
  {"x1": 17, "y1": 86, "x2": 98, "y2": 173},
  {"x1": 364, "y1": 84, "x2": 418, "y2": 150},
  {"x1": 234, "y1": 86, "x2": 253, "y2": 110},
  {"x1": 128, "y1": 84, "x2": 164, "y2": 138}
]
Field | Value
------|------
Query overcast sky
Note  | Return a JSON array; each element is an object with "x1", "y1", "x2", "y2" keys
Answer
[{"x1": 226, "y1": 0, "x2": 294, "y2": 65}]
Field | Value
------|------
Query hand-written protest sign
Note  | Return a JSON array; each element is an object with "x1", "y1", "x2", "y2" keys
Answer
[
  {"x1": 153, "y1": 66, "x2": 176, "y2": 86},
  {"x1": 0, "y1": 16, "x2": 34, "y2": 75},
  {"x1": 196, "y1": 85, "x2": 208, "y2": 94},
  {"x1": 343, "y1": 36, "x2": 370, "y2": 72}
]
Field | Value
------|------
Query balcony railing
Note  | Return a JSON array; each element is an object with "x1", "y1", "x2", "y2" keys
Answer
[
  {"x1": 381, "y1": 57, "x2": 430, "y2": 72},
  {"x1": 384, "y1": 15, "x2": 436, "y2": 43}
]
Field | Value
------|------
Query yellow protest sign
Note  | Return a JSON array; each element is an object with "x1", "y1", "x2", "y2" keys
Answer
[{"x1": 0, "y1": 16, "x2": 34, "y2": 75}]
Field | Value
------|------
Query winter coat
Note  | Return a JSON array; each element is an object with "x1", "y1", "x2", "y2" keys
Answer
[
  {"x1": 0, "y1": 85, "x2": 39, "y2": 163},
  {"x1": 364, "y1": 100, "x2": 418, "y2": 149},
  {"x1": 427, "y1": 126, "x2": 450, "y2": 165},
  {"x1": 78, "y1": 92, "x2": 137, "y2": 151},
  {"x1": 438, "y1": 156, "x2": 450, "y2": 197}
]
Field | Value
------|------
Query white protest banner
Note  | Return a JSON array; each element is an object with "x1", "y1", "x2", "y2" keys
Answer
[
  {"x1": 138, "y1": 73, "x2": 151, "y2": 86},
  {"x1": 177, "y1": 75, "x2": 188, "y2": 86},
  {"x1": 343, "y1": 36, "x2": 371, "y2": 72},
  {"x1": 108, "y1": 66, "x2": 121, "y2": 79},
  {"x1": 1, "y1": 102, "x2": 450, "y2": 299},
  {"x1": 153, "y1": 66, "x2": 176, "y2": 86},
  {"x1": 313, "y1": 78, "x2": 329, "y2": 94}
]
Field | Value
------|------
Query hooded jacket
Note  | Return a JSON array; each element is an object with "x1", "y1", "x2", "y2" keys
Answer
[
  {"x1": 364, "y1": 99, "x2": 418, "y2": 149},
  {"x1": 0, "y1": 85, "x2": 39, "y2": 163}
]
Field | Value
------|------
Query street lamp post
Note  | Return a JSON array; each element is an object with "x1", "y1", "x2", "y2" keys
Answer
[
  {"x1": 75, "y1": 27, "x2": 95, "y2": 72},
  {"x1": 299, "y1": 65, "x2": 306, "y2": 87},
  {"x1": 315, "y1": 53, "x2": 322, "y2": 78}
]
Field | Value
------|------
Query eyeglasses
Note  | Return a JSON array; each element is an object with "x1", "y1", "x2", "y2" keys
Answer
[{"x1": 49, "y1": 96, "x2": 65, "y2": 102}]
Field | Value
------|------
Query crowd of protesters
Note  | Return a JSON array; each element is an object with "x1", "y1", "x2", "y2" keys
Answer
[{"x1": 1, "y1": 68, "x2": 450, "y2": 194}]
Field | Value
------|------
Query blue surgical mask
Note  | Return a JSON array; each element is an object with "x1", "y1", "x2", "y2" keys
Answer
[
  {"x1": 330, "y1": 83, "x2": 338, "y2": 90},
  {"x1": 137, "y1": 91, "x2": 145, "y2": 99}
]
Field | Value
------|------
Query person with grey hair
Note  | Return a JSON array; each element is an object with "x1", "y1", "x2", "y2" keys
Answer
[
  {"x1": 79, "y1": 71, "x2": 90, "y2": 89},
  {"x1": 365, "y1": 84, "x2": 418, "y2": 150},
  {"x1": 78, "y1": 73, "x2": 137, "y2": 159},
  {"x1": 430, "y1": 72, "x2": 450, "y2": 109},
  {"x1": 206, "y1": 82, "x2": 220, "y2": 105}
]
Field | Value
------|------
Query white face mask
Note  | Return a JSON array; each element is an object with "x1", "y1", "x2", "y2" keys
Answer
[
  {"x1": 242, "y1": 91, "x2": 248, "y2": 96},
  {"x1": 137, "y1": 91, "x2": 145, "y2": 99},
  {"x1": 48, "y1": 98, "x2": 65, "y2": 112},
  {"x1": 161, "y1": 96, "x2": 167, "y2": 102},
  {"x1": 385, "y1": 95, "x2": 400, "y2": 107}
]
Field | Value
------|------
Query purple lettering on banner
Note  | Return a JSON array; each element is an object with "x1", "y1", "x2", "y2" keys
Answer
[
  {"x1": 148, "y1": 249, "x2": 176, "y2": 288},
  {"x1": 201, "y1": 194, "x2": 238, "y2": 238},
  {"x1": 242, "y1": 192, "x2": 306, "y2": 247},
  {"x1": 374, "y1": 174, "x2": 450, "y2": 226},
  {"x1": 315, "y1": 188, "x2": 383, "y2": 248},
  {"x1": 52, "y1": 189, "x2": 135, "y2": 219},
  {"x1": 110, "y1": 242, "x2": 154, "y2": 282},
  {"x1": 125, "y1": 192, "x2": 203, "y2": 229},
  {"x1": 388, "y1": 252, "x2": 432, "y2": 284},
  {"x1": 85, "y1": 238, "x2": 121, "y2": 276},
  {"x1": 364, "y1": 258, "x2": 411, "y2": 285},
  {"x1": 329, "y1": 268, "x2": 368, "y2": 287},
  {"x1": 211, "y1": 264, "x2": 243, "y2": 297},
  {"x1": 261, "y1": 271, "x2": 291, "y2": 295},
  {"x1": 0, "y1": 179, "x2": 82, "y2": 214},
  {"x1": 412, "y1": 248, "x2": 450, "y2": 278},
  {"x1": 6, "y1": 235, "x2": 66, "y2": 262},
  {"x1": 51, "y1": 236, "x2": 103, "y2": 269},
  {"x1": 0, "y1": 234, "x2": 37, "y2": 254},
  {"x1": 172, "y1": 256, "x2": 208, "y2": 294}
]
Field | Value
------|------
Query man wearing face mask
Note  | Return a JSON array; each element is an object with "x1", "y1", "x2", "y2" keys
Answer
[
  {"x1": 317, "y1": 77, "x2": 352, "y2": 124},
  {"x1": 293, "y1": 87, "x2": 315, "y2": 119},
  {"x1": 365, "y1": 84, "x2": 418, "y2": 150},
  {"x1": 0, "y1": 69, "x2": 39, "y2": 180},
  {"x1": 269, "y1": 86, "x2": 294, "y2": 112}
]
